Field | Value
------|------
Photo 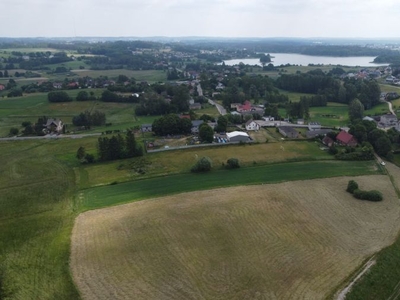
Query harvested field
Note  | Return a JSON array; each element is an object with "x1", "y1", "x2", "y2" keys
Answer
[{"x1": 71, "y1": 176, "x2": 400, "y2": 300}]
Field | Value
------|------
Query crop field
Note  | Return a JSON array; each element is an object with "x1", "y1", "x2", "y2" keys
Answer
[
  {"x1": 0, "y1": 139, "x2": 79, "y2": 299},
  {"x1": 78, "y1": 160, "x2": 381, "y2": 210},
  {"x1": 71, "y1": 175, "x2": 400, "y2": 300}
]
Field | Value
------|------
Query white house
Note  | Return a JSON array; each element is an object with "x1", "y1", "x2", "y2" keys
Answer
[
  {"x1": 45, "y1": 119, "x2": 63, "y2": 133},
  {"x1": 245, "y1": 120, "x2": 260, "y2": 131}
]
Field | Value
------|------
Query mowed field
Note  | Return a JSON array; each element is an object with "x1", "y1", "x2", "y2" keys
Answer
[{"x1": 71, "y1": 175, "x2": 400, "y2": 300}]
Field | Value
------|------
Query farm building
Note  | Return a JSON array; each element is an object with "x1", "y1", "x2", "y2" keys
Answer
[
  {"x1": 245, "y1": 120, "x2": 260, "y2": 131},
  {"x1": 336, "y1": 131, "x2": 357, "y2": 147},
  {"x1": 141, "y1": 124, "x2": 152, "y2": 133},
  {"x1": 226, "y1": 131, "x2": 250, "y2": 142},
  {"x1": 278, "y1": 126, "x2": 299, "y2": 138}
]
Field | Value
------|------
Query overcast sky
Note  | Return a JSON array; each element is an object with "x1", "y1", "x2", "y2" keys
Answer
[{"x1": 1, "y1": 0, "x2": 399, "y2": 38}]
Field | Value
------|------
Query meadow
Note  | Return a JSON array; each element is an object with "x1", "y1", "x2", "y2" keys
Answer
[{"x1": 71, "y1": 175, "x2": 400, "y2": 300}]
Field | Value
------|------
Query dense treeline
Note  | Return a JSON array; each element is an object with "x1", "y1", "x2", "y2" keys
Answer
[
  {"x1": 276, "y1": 72, "x2": 335, "y2": 94},
  {"x1": 135, "y1": 85, "x2": 190, "y2": 115},
  {"x1": 152, "y1": 114, "x2": 192, "y2": 136},
  {"x1": 373, "y1": 52, "x2": 400, "y2": 64},
  {"x1": 47, "y1": 91, "x2": 72, "y2": 102},
  {"x1": 72, "y1": 110, "x2": 106, "y2": 128},
  {"x1": 97, "y1": 131, "x2": 143, "y2": 161},
  {"x1": 275, "y1": 70, "x2": 380, "y2": 108}
]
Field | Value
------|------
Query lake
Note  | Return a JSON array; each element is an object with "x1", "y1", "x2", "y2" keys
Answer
[{"x1": 222, "y1": 53, "x2": 389, "y2": 67}]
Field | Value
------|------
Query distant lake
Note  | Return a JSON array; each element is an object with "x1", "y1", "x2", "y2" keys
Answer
[{"x1": 222, "y1": 53, "x2": 389, "y2": 67}]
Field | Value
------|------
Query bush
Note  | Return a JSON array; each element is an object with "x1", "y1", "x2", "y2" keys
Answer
[
  {"x1": 48, "y1": 91, "x2": 72, "y2": 102},
  {"x1": 346, "y1": 180, "x2": 359, "y2": 194},
  {"x1": 191, "y1": 156, "x2": 212, "y2": 173},
  {"x1": 346, "y1": 180, "x2": 383, "y2": 201},
  {"x1": 9, "y1": 127, "x2": 19, "y2": 136},
  {"x1": 226, "y1": 158, "x2": 240, "y2": 169}
]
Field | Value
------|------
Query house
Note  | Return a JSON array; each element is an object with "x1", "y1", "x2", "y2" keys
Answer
[
  {"x1": 379, "y1": 114, "x2": 398, "y2": 127},
  {"x1": 306, "y1": 129, "x2": 333, "y2": 139},
  {"x1": 297, "y1": 119, "x2": 304, "y2": 125},
  {"x1": 191, "y1": 120, "x2": 204, "y2": 134},
  {"x1": 322, "y1": 136, "x2": 335, "y2": 147},
  {"x1": 336, "y1": 131, "x2": 357, "y2": 147},
  {"x1": 52, "y1": 82, "x2": 62, "y2": 89},
  {"x1": 278, "y1": 126, "x2": 299, "y2": 138},
  {"x1": 189, "y1": 103, "x2": 202, "y2": 110},
  {"x1": 0, "y1": 84, "x2": 5, "y2": 91},
  {"x1": 245, "y1": 120, "x2": 260, "y2": 131},
  {"x1": 45, "y1": 119, "x2": 63, "y2": 134},
  {"x1": 141, "y1": 124, "x2": 152, "y2": 133},
  {"x1": 226, "y1": 131, "x2": 250, "y2": 142}
]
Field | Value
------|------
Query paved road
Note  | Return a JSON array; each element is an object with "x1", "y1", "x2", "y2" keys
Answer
[
  {"x1": 0, "y1": 133, "x2": 101, "y2": 142},
  {"x1": 207, "y1": 98, "x2": 227, "y2": 115}
]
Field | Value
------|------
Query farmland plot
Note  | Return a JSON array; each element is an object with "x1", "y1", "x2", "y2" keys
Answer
[{"x1": 71, "y1": 175, "x2": 400, "y2": 300}]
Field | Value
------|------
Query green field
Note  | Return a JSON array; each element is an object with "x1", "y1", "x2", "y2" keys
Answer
[
  {"x1": 79, "y1": 160, "x2": 382, "y2": 211},
  {"x1": 308, "y1": 102, "x2": 349, "y2": 127}
]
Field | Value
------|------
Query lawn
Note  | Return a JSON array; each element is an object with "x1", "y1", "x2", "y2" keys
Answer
[{"x1": 309, "y1": 103, "x2": 349, "y2": 127}]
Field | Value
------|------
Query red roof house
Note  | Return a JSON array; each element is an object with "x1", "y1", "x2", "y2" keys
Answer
[{"x1": 336, "y1": 131, "x2": 357, "y2": 147}]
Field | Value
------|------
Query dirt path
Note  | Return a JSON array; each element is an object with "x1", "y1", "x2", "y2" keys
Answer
[
  {"x1": 336, "y1": 258, "x2": 376, "y2": 300},
  {"x1": 380, "y1": 98, "x2": 395, "y2": 115}
]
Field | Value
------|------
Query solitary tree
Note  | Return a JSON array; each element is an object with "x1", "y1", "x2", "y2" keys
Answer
[
  {"x1": 76, "y1": 146, "x2": 86, "y2": 160},
  {"x1": 348, "y1": 98, "x2": 364, "y2": 123},
  {"x1": 191, "y1": 156, "x2": 212, "y2": 173},
  {"x1": 199, "y1": 123, "x2": 214, "y2": 143}
]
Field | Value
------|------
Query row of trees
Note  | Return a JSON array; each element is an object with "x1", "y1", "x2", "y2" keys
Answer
[
  {"x1": 97, "y1": 131, "x2": 143, "y2": 161},
  {"x1": 72, "y1": 110, "x2": 106, "y2": 128}
]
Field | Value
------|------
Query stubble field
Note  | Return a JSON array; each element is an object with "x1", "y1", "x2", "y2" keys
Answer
[{"x1": 71, "y1": 175, "x2": 400, "y2": 300}]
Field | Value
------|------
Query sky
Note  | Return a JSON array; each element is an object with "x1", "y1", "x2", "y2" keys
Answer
[{"x1": 1, "y1": 0, "x2": 399, "y2": 38}]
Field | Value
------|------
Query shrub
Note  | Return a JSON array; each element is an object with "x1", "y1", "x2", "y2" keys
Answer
[
  {"x1": 9, "y1": 127, "x2": 19, "y2": 136},
  {"x1": 346, "y1": 180, "x2": 359, "y2": 194},
  {"x1": 191, "y1": 156, "x2": 212, "y2": 173},
  {"x1": 226, "y1": 158, "x2": 240, "y2": 169},
  {"x1": 347, "y1": 180, "x2": 383, "y2": 202}
]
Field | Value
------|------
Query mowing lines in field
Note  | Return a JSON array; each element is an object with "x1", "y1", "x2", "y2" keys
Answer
[{"x1": 71, "y1": 175, "x2": 400, "y2": 300}]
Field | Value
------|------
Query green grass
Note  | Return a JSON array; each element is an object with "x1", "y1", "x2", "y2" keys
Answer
[
  {"x1": 365, "y1": 103, "x2": 390, "y2": 116},
  {"x1": 79, "y1": 160, "x2": 381, "y2": 211},
  {"x1": 346, "y1": 237, "x2": 400, "y2": 300},
  {"x1": 68, "y1": 69, "x2": 167, "y2": 82},
  {"x1": 309, "y1": 103, "x2": 349, "y2": 127},
  {"x1": 0, "y1": 140, "x2": 80, "y2": 299}
]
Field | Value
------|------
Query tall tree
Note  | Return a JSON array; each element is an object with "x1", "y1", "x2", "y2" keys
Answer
[{"x1": 348, "y1": 98, "x2": 364, "y2": 123}]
